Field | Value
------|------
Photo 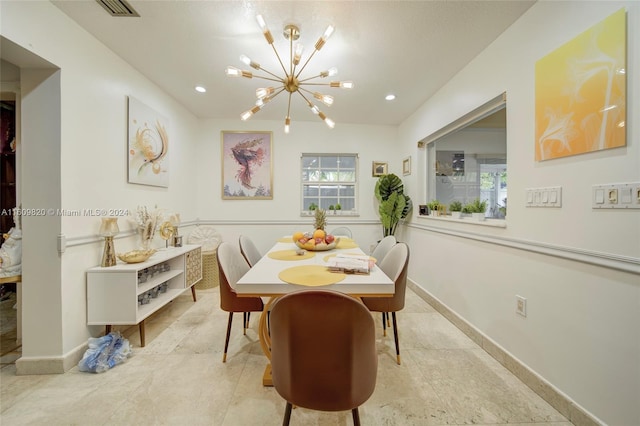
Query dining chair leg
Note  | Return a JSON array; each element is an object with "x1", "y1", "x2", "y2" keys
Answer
[
  {"x1": 391, "y1": 312, "x2": 401, "y2": 365},
  {"x1": 223, "y1": 312, "x2": 233, "y2": 363},
  {"x1": 381, "y1": 312, "x2": 387, "y2": 337},
  {"x1": 283, "y1": 402, "x2": 293, "y2": 426},
  {"x1": 386, "y1": 311, "x2": 391, "y2": 327},
  {"x1": 243, "y1": 312, "x2": 247, "y2": 335},
  {"x1": 352, "y1": 407, "x2": 361, "y2": 426},
  {"x1": 247, "y1": 312, "x2": 251, "y2": 330}
]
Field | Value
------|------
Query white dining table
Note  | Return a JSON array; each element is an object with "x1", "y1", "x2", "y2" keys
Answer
[
  {"x1": 235, "y1": 238, "x2": 394, "y2": 297},
  {"x1": 235, "y1": 237, "x2": 394, "y2": 386}
]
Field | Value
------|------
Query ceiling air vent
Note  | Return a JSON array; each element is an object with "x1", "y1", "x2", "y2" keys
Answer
[{"x1": 96, "y1": 0, "x2": 140, "y2": 17}]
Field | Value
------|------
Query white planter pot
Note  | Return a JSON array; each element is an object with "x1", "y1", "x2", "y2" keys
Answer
[
  {"x1": 472, "y1": 212, "x2": 486, "y2": 221},
  {"x1": 450, "y1": 211, "x2": 462, "y2": 219}
]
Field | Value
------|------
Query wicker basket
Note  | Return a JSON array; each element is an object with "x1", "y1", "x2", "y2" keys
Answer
[{"x1": 195, "y1": 250, "x2": 219, "y2": 289}]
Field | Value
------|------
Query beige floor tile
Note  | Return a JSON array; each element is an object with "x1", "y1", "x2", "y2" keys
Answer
[{"x1": 0, "y1": 287, "x2": 569, "y2": 425}]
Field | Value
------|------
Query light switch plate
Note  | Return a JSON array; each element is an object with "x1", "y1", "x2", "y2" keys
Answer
[
  {"x1": 593, "y1": 182, "x2": 640, "y2": 209},
  {"x1": 525, "y1": 186, "x2": 562, "y2": 208}
]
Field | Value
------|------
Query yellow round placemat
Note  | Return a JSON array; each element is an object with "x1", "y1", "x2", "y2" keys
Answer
[
  {"x1": 336, "y1": 239, "x2": 358, "y2": 249},
  {"x1": 277, "y1": 237, "x2": 294, "y2": 243},
  {"x1": 278, "y1": 265, "x2": 346, "y2": 286},
  {"x1": 323, "y1": 253, "x2": 376, "y2": 263},
  {"x1": 268, "y1": 250, "x2": 315, "y2": 261}
]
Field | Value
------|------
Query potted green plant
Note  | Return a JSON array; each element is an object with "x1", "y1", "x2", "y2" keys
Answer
[
  {"x1": 463, "y1": 198, "x2": 487, "y2": 221},
  {"x1": 308, "y1": 203, "x2": 318, "y2": 211},
  {"x1": 375, "y1": 173, "x2": 412, "y2": 237},
  {"x1": 449, "y1": 200, "x2": 463, "y2": 219},
  {"x1": 426, "y1": 200, "x2": 441, "y2": 216},
  {"x1": 334, "y1": 203, "x2": 342, "y2": 215},
  {"x1": 328, "y1": 205, "x2": 335, "y2": 214}
]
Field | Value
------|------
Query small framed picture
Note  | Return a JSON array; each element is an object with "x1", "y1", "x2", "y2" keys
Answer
[
  {"x1": 403, "y1": 156, "x2": 412, "y2": 176},
  {"x1": 372, "y1": 161, "x2": 388, "y2": 177}
]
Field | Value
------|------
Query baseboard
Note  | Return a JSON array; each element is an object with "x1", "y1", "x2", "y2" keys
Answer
[
  {"x1": 407, "y1": 279, "x2": 604, "y2": 426},
  {"x1": 15, "y1": 340, "x2": 87, "y2": 375}
]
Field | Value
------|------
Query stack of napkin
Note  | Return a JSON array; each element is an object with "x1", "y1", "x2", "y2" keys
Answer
[{"x1": 327, "y1": 254, "x2": 373, "y2": 275}]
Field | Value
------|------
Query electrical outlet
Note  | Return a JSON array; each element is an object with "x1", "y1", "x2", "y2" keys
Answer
[{"x1": 516, "y1": 295, "x2": 527, "y2": 317}]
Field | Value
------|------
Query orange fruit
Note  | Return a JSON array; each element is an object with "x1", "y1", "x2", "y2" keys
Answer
[
  {"x1": 313, "y1": 229, "x2": 326, "y2": 240},
  {"x1": 292, "y1": 231, "x2": 304, "y2": 242}
]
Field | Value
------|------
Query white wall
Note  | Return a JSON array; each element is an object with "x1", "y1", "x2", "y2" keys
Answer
[
  {"x1": 1, "y1": 1, "x2": 201, "y2": 368},
  {"x1": 193, "y1": 118, "x2": 398, "y2": 255},
  {"x1": 398, "y1": 2, "x2": 639, "y2": 424}
]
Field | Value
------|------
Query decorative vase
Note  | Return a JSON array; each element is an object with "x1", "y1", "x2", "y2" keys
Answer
[
  {"x1": 472, "y1": 212, "x2": 486, "y2": 221},
  {"x1": 138, "y1": 228, "x2": 153, "y2": 250},
  {"x1": 450, "y1": 211, "x2": 462, "y2": 219}
]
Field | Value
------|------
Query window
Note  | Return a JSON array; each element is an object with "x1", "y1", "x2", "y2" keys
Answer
[
  {"x1": 422, "y1": 93, "x2": 507, "y2": 219},
  {"x1": 301, "y1": 154, "x2": 358, "y2": 214}
]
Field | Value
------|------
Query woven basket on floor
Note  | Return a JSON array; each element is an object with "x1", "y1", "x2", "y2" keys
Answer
[{"x1": 195, "y1": 250, "x2": 219, "y2": 289}]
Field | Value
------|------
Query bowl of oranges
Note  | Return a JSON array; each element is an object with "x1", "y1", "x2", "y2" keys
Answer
[{"x1": 292, "y1": 229, "x2": 339, "y2": 251}]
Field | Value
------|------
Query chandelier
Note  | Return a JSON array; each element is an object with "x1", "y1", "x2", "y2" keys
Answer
[{"x1": 225, "y1": 15, "x2": 353, "y2": 133}]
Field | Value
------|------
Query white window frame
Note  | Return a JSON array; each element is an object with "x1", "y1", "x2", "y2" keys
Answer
[{"x1": 301, "y1": 153, "x2": 358, "y2": 216}]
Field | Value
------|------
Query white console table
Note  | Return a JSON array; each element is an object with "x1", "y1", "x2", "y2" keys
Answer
[{"x1": 87, "y1": 245, "x2": 202, "y2": 346}]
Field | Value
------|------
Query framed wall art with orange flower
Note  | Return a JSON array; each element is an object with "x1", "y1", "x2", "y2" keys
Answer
[{"x1": 127, "y1": 96, "x2": 170, "y2": 187}]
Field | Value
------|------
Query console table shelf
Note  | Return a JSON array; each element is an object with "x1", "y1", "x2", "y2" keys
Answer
[{"x1": 87, "y1": 245, "x2": 202, "y2": 346}]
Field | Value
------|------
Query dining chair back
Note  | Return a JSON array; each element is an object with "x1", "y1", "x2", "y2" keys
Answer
[
  {"x1": 370, "y1": 235, "x2": 396, "y2": 263},
  {"x1": 239, "y1": 235, "x2": 262, "y2": 267},
  {"x1": 329, "y1": 226, "x2": 352, "y2": 239},
  {"x1": 361, "y1": 242, "x2": 409, "y2": 365},
  {"x1": 270, "y1": 290, "x2": 377, "y2": 426},
  {"x1": 217, "y1": 242, "x2": 264, "y2": 362}
]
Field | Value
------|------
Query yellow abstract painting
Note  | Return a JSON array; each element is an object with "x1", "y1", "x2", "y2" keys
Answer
[{"x1": 535, "y1": 8, "x2": 626, "y2": 161}]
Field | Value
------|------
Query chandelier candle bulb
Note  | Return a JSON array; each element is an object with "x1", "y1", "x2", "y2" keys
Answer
[
  {"x1": 313, "y1": 92, "x2": 334, "y2": 106},
  {"x1": 331, "y1": 81, "x2": 354, "y2": 89},
  {"x1": 240, "y1": 55, "x2": 260, "y2": 70},
  {"x1": 256, "y1": 15, "x2": 274, "y2": 44},
  {"x1": 293, "y1": 44, "x2": 303, "y2": 65}
]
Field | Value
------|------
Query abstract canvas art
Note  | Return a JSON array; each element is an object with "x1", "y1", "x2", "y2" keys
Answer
[
  {"x1": 221, "y1": 131, "x2": 273, "y2": 199},
  {"x1": 127, "y1": 96, "x2": 170, "y2": 187},
  {"x1": 535, "y1": 8, "x2": 626, "y2": 161}
]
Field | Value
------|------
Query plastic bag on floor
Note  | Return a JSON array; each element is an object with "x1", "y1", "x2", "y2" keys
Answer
[{"x1": 78, "y1": 331, "x2": 132, "y2": 373}]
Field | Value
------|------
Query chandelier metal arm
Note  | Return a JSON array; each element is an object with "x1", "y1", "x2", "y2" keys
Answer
[
  {"x1": 251, "y1": 75, "x2": 287, "y2": 84},
  {"x1": 296, "y1": 91, "x2": 318, "y2": 115},
  {"x1": 253, "y1": 66, "x2": 286, "y2": 81},
  {"x1": 295, "y1": 48, "x2": 319, "y2": 80},
  {"x1": 286, "y1": 92, "x2": 293, "y2": 118},
  {"x1": 270, "y1": 43, "x2": 289, "y2": 77},
  {"x1": 298, "y1": 74, "x2": 329, "y2": 83}
]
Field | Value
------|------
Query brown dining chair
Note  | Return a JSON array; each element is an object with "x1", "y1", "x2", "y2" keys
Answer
[
  {"x1": 239, "y1": 234, "x2": 262, "y2": 267},
  {"x1": 216, "y1": 242, "x2": 264, "y2": 362},
  {"x1": 269, "y1": 290, "x2": 378, "y2": 426},
  {"x1": 361, "y1": 242, "x2": 409, "y2": 365}
]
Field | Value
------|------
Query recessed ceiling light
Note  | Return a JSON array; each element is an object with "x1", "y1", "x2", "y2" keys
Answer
[
  {"x1": 195, "y1": 86, "x2": 207, "y2": 93},
  {"x1": 385, "y1": 94, "x2": 396, "y2": 101}
]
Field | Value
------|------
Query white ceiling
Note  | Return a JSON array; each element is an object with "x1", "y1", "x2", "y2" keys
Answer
[{"x1": 51, "y1": 0, "x2": 534, "y2": 127}]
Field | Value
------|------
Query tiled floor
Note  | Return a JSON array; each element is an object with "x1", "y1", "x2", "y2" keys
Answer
[{"x1": 0, "y1": 287, "x2": 571, "y2": 425}]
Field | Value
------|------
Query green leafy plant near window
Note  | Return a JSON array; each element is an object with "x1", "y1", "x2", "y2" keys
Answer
[
  {"x1": 462, "y1": 198, "x2": 487, "y2": 213},
  {"x1": 449, "y1": 201, "x2": 463, "y2": 212},
  {"x1": 308, "y1": 203, "x2": 318, "y2": 211},
  {"x1": 427, "y1": 200, "x2": 441, "y2": 212},
  {"x1": 375, "y1": 173, "x2": 412, "y2": 237},
  {"x1": 335, "y1": 203, "x2": 341, "y2": 211}
]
